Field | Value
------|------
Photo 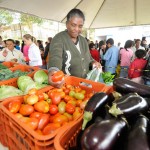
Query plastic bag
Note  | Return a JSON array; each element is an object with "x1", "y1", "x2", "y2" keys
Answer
[{"x1": 86, "y1": 67, "x2": 104, "y2": 83}]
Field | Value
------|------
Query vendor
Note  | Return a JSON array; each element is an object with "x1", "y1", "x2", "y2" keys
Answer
[{"x1": 0, "y1": 39, "x2": 24, "y2": 63}]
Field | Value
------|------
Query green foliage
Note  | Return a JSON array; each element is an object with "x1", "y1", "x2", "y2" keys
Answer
[{"x1": 0, "y1": 9, "x2": 13, "y2": 26}]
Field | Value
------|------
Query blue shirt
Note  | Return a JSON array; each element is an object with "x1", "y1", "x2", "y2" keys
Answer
[{"x1": 103, "y1": 46, "x2": 119, "y2": 74}]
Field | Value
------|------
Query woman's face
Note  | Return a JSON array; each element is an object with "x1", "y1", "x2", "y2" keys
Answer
[
  {"x1": 66, "y1": 16, "x2": 84, "y2": 39},
  {"x1": 23, "y1": 38, "x2": 32, "y2": 46}
]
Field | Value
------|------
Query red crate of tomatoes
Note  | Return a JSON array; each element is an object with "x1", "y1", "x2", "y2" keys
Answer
[{"x1": 0, "y1": 76, "x2": 111, "y2": 149}]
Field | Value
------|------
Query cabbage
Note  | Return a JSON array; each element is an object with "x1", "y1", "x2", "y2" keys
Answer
[
  {"x1": 17, "y1": 76, "x2": 35, "y2": 92},
  {"x1": 0, "y1": 85, "x2": 23, "y2": 100},
  {"x1": 35, "y1": 82, "x2": 48, "y2": 89},
  {"x1": 33, "y1": 70, "x2": 48, "y2": 84}
]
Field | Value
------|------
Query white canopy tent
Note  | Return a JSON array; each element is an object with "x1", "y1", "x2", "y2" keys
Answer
[{"x1": 0, "y1": 0, "x2": 150, "y2": 29}]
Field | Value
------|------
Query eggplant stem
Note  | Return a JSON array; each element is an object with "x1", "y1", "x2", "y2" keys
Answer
[
  {"x1": 82, "y1": 111, "x2": 93, "y2": 130},
  {"x1": 109, "y1": 103, "x2": 123, "y2": 117}
]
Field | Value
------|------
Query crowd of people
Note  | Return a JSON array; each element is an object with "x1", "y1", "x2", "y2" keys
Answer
[{"x1": 0, "y1": 8, "x2": 150, "y2": 87}]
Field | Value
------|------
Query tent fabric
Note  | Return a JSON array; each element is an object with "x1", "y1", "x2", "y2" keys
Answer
[{"x1": 0, "y1": 0, "x2": 150, "y2": 29}]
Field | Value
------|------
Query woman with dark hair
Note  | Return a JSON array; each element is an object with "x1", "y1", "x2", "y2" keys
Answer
[
  {"x1": 119, "y1": 40, "x2": 134, "y2": 78},
  {"x1": 48, "y1": 8, "x2": 101, "y2": 87}
]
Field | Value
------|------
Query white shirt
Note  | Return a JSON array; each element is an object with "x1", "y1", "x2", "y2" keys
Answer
[
  {"x1": 28, "y1": 43, "x2": 42, "y2": 66},
  {"x1": 0, "y1": 48, "x2": 24, "y2": 62}
]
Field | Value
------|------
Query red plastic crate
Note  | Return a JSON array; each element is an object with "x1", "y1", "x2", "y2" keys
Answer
[{"x1": 0, "y1": 76, "x2": 109, "y2": 150}]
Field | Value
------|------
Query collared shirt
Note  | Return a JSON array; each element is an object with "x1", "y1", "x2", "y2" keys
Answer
[
  {"x1": 0, "y1": 48, "x2": 24, "y2": 62},
  {"x1": 28, "y1": 43, "x2": 42, "y2": 66}
]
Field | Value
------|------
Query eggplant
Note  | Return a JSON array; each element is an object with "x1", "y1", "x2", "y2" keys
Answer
[
  {"x1": 109, "y1": 93, "x2": 148, "y2": 117},
  {"x1": 113, "y1": 77, "x2": 150, "y2": 97},
  {"x1": 82, "y1": 92, "x2": 108, "y2": 130},
  {"x1": 81, "y1": 118, "x2": 127, "y2": 150},
  {"x1": 126, "y1": 115, "x2": 150, "y2": 150}
]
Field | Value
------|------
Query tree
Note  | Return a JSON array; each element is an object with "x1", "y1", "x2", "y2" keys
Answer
[
  {"x1": 0, "y1": 9, "x2": 13, "y2": 27},
  {"x1": 20, "y1": 14, "x2": 44, "y2": 34}
]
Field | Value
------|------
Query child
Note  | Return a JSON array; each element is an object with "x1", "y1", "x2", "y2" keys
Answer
[{"x1": 128, "y1": 49, "x2": 147, "y2": 84}]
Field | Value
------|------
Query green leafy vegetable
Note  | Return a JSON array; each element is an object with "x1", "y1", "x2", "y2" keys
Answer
[
  {"x1": 0, "y1": 85, "x2": 23, "y2": 100},
  {"x1": 102, "y1": 72, "x2": 115, "y2": 84},
  {"x1": 33, "y1": 70, "x2": 48, "y2": 84}
]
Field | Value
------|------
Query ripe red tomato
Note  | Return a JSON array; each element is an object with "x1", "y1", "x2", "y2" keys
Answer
[
  {"x1": 51, "y1": 71, "x2": 64, "y2": 82},
  {"x1": 26, "y1": 118, "x2": 39, "y2": 130},
  {"x1": 30, "y1": 112, "x2": 43, "y2": 119},
  {"x1": 49, "y1": 104, "x2": 58, "y2": 115},
  {"x1": 65, "y1": 103, "x2": 75, "y2": 114},
  {"x1": 8, "y1": 100, "x2": 21, "y2": 114},
  {"x1": 50, "y1": 92, "x2": 61, "y2": 105},
  {"x1": 34, "y1": 101, "x2": 49, "y2": 113},
  {"x1": 38, "y1": 93, "x2": 45, "y2": 101},
  {"x1": 37, "y1": 114, "x2": 50, "y2": 130}
]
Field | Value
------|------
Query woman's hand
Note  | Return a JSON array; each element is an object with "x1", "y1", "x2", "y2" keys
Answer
[
  {"x1": 48, "y1": 70, "x2": 64, "y2": 88},
  {"x1": 2, "y1": 49, "x2": 8, "y2": 57}
]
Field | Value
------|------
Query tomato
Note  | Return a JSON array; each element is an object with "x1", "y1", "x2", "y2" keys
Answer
[
  {"x1": 63, "y1": 88, "x2": 70, "y2": 95},
  {"x1": 49, "y1": 113, "x2": 61, "y2": 123},
  {"x1": 34, "y1": 101, "x2": 49, "y2": 113},
  {"x1": 26, "y1": 118, "x2": 39, "y2": 130},
  {"x1": 19, "y1": 117, "x2": 30, "y2": 123},
  {"x1": 80, "y1": 90, "x2": 86, "y2": 95},
  {"x1": 43, "y1": 93, "x2": 49, "y2": 100},
  {"x1": 75, "y1": 107, "x2": 82, "y2": 113},
  {"x1": 38, "y1": 93, "x2": 44, "y2": 101},
  {"x1": 30, "y1": 112, "x2": 43, "y2": 119},
  {"x1": 19, "y1": 104, "x2": 34, "y2": 116},
  {"x1": 28, "y1": 88, "x2": 38, "y2": 95},
  {"x1": 68, "y1": 100, "x2": 76, "y2": 106},
  {"x1": 53, "y1": 114, "x2": 68, "y2": 125},
  {"x1": 64, "y1": 95, "x2": 74, "y2": 103},
  {"x1": 69, "y1": 90, "x2": 75, "y2": 97},
  {"x1": 74, "y1": 87, "x2": 81, "y2": 93},
  {"x1": 26, "y1": 94, "x2": 39, "y2": 105},
  {"x1": 76, "y1": 100, "x2": 82, "y2": 107},
  {"x1": 14, "y1": 113, "x2": 23, "y2": 119},
  {"x1": 63, "y1": 112, "x2": 73, "y2": 121},
  {"x1": 38, "y1": 114, "x2": 50, "y2": 130},
  {"x1": 59, "y1": 91, "x2": 65, "y2": 99},
  {"x1": 42, "y1": 123, "x2": 61, "y2": 135},
  {"x1": 23, "y1": 94, "x2": 29, "y2": 104},
  {"x1": 74, "y1": 92, "x2": 84, "y2": 100},
  {"x1": 58, "y1": 101, "x2": 66, "y2": 114},
  {"x1": 50, "y1": 92, "x2": 61, "y2": 105},
  {"x1": 65, "y1": 103, "x2": 75, "y2": 114},
  {"x1": 49, "y1": 104, "x2": 58, "y2": 115},
  {"x1": 51, "y1": 71, "x2": 64, "y2": 82},
  {"x1": 8, "y1": 100, "x2": 21, "y2": 114}
]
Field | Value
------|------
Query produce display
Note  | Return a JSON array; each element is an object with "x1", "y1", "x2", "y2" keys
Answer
[
  {"x1": 6, "y1": 85, "x2": 93, "y2": 135},
  {"x1": 76, "y1": 77, "x2": 150, "y2": 150}
]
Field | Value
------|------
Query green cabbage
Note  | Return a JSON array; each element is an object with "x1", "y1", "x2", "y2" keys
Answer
[
  {"x1": 33, "y1": 70, "x2": 48, "y2": 84},
  {"x1": 17, "y1": 76, "x2": 35, "y2": 92},
  {"x1": 0, "y1": 85, "x2": 23, "y2": 100}
]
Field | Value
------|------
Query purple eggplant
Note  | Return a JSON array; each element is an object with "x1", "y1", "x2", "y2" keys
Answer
[
  {"x1": 127, "y1": 115, "x2": 150, "y2": 150},
  {"x1": 113, "y1": 77, "x2": 150, "y2": 97},
  {"x1": 82, "y1": 92, "x2": 109, "y2": 130},
  {"x1": 109, "y1": 93, "x2": 148, "y2": 117},
  {"x1": 81, "y1": 118, "x2": 127, "y2": 150}
]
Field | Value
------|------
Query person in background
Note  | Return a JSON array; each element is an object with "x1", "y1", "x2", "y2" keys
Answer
[
  {"x1": 128, "y1": 49, "x2": 147, "y2": 84},
  {"x1": 15, "y1": 40, "x2": 21, "y2": 50},
  {"x1": 0, "y1": 39, "x2": 24, "y2": 63},
  {"x1": 95, "y1": 40, "x2": 99, "y2": 49},
  {"x1": 119, "y1": 40, "x2": 133, "y2": 78},
  {"x1": 131, "y1": 39, "x2": 145, "y2": 61},
  {"x1": 89, "y1": 42, "x2": 100, "y2": 62},
  {"x1": 43, "y1": 37, "x2": 52, "y2": 68},
  {"x1": 48, "y1": 8, "x2": 101, "y2": 87},
  {"x1": 98, "y1": 40, "x2": 106, "y2": 68},
  {"x1": 103, "y1": 38, "x2": 119, "y2": 75},
  {"x1": 0, "y1": 36, "x2": 3, "y2": 50},
  {"x1": 23, "y1": 34, "x2": 42, "y2": 67}
]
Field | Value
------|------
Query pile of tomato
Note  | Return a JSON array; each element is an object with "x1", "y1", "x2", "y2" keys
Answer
[{"x1": 7, "y1": 84, "x2": 93, "y2": 135}]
